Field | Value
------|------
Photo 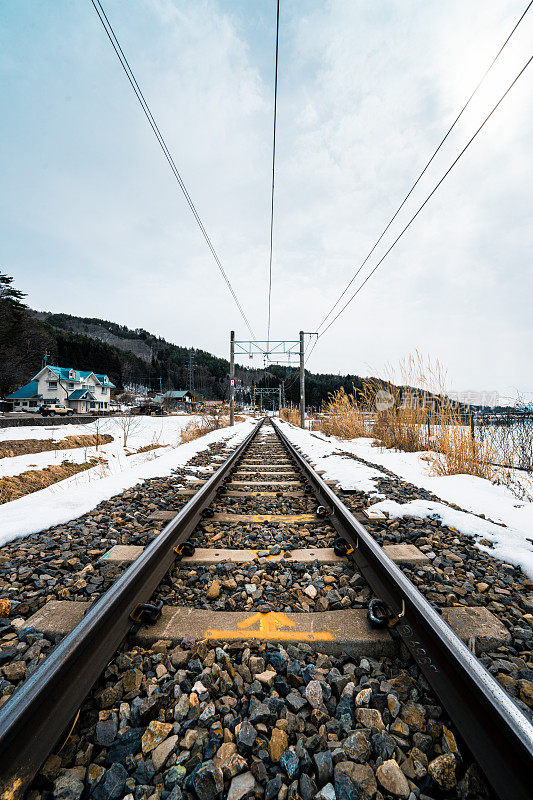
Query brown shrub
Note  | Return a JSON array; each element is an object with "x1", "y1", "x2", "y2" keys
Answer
[
  {"x1": 180, "y1": 415, "x2": 228, "y2": 443},
  {"x1": 316, "y1": 387, "x2": 373, "y2": 439},
  {"x1": 279, "y1": 407, "x2": 300, "y2": 425}
]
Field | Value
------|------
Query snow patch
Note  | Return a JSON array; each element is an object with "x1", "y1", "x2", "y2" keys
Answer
[{"x1": 373, "y1": 498, "x2": 533, "y2": 580}]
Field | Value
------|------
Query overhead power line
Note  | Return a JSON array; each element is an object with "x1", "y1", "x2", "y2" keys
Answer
[
  {"x1": 90, "y1": 0, "x2": 256, "y2": 339},
  {"x1": 267, "y1": 0, "x2": 281, "y2": 350},
  {"x1": 316, "y1": 0, "x2": 533, "y2": 333},
  {"x1": 317, "y1": 51, "x2": 533, "y2": 339}
]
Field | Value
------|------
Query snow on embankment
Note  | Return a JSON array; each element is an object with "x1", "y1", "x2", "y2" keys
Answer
[
  {"x1": 0, "y1": 419, "x2": 254, "y2": 547},
  {"x1": 278, "y1": 420, "x2": 533, "y2": 579}
]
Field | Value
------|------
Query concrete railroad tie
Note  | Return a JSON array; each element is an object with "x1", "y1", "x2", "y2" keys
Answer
[
  {"x1": 26, "y1": 600, "x2": 510, "y2": 656},
  {"x1": 100, "y1": 543, "x2": 431, "y2": 568}
]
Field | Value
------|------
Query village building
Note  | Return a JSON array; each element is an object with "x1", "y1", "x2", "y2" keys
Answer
[
  {"x1": 6, "y1": 365, "x2": 115, "y2": 412},
  {"x1": 153, "y1": 390, "x2": 196, "y2": 410}
]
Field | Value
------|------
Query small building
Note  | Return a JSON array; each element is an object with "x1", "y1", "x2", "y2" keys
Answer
[
  {"x1": 5, "y1": 366, "x2": 116, "y2": 412},
  {"x1": 154, "y1": 390, "x2": 196, "y2": 411}
]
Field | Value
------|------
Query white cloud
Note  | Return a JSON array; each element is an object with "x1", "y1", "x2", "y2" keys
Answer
[{"x1": 0, "y1": 0, "x2": 531, "y2": 396}]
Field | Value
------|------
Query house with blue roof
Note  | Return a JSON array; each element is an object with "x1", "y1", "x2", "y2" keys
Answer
[{"x1": 6, "y1": 366, "x2": 116, "y2": 413}]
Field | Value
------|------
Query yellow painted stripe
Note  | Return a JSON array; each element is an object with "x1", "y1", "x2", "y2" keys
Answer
[{"x1": 212, "y1": 513, "x2": 317, "y2": 524}]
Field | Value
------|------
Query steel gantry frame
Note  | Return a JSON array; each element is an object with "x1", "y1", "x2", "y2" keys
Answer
[
  {"x1": 253, "y1": 386, "x2": 283, "y2": 412},
  {"x1": 229, "y1": 331, "x2": 317, "y2": 427}
]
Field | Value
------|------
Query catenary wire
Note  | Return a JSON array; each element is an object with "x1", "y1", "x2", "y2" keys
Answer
[
  {"x1": 90, "y1": 0, "x2": 256, "y2": 339},
  {"x1": 317, "y1": 51, "x2": 533, "y2": 340},
  {"x1": 316, "y1": 0, "x2": 533, "y2": 333},
  {"x1": 267, "y1": 0, "x2": 281, "y2": 351}
]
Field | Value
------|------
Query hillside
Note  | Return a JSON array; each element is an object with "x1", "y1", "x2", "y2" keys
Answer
[
  {"x1": 31, "y1": 310, "x2": 368, "y2": 405},
  {"x1": 1, "y1": 272, "x2": 378, "y2": 405}
]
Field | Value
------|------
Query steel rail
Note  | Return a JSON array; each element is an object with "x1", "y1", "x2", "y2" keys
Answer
[
  {"x1": 0, "y1": 418, "x2": 263, "y2": 799},
  {"x1": 272, "y1": 418, "x2": 533, "y2": 800}
]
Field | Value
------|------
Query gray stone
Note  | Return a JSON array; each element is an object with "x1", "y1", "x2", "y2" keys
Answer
[
  {"x1": 265, "y1": 775, "x2": 283, "y2": 800},
  {"x1": 280, "y1": 748, "x2": 300, "y2": 780},
  {"x1": 334, "y1": 768, "x2": 359, "y2": 800},
  {"x1": 53, "y1": 767, "x2": 86, "y2": 800},
  {"x1": 227, "y1": 771, "x2": 259, "y2": 800},
  {"x1": 152, "y1": 734, "x2": 178, "y2": 772},
  {"x1": 105, "y1": 728, "x2": 144, "y2": 764},
  {"x1": 313, "y1": 749, "x2": 333, "y2": 786},
  {"x1": 95, "y1": 716, "x2": 117, "y2": 747},
  {"x1": 286, "y1": 692, "x2": 307, "y2": 712},
  {"x1": 299, "y1": 773, "x2": 318, "y2": 800},
  {"x1": 191, "y1": 760, "x2": 224, "y2": 800},
  {"x1": 315, "y1": 784, "x2": 336, "y2": 800},
  {"x1": 336, "y1": 762, "x2": 376, "y2": 799},
  {"x1": 236, "y1": 720, "x2": 256, "y2": 753},
  {"x1": 342, "y1": 731, "x2": 371, "y2": 761},
  {"x1": 305, "y1": 679, "x2": 323, "y2": 708},
  {"x1": 91, "y1": 763, "x2": 128, "y2": 800}
]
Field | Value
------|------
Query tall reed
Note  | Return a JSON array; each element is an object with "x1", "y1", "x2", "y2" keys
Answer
[
  {"x1": 317, "y1": 387, "x2": 373, "y2": 438},
  {"x1": 279, "y1": 407, "x2": 301, "y2": 425}
]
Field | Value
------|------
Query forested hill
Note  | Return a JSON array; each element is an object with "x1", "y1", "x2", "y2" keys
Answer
[
  {"x1": 32, "y1": 311, "x2": 373, "y2": 405},
  {"x1": 1, "y1": 271, "x2": 374, "y2": 404}
]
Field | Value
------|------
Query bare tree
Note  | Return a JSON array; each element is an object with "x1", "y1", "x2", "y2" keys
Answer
[
  {"x1": 87, "y1": 417, "x2": 113, "y2": 451},
  {"x1": 114, "y1": 414, "x2": 142, "y2": 448}
]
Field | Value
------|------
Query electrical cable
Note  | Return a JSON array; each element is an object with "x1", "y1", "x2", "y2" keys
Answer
[
  {"x1": 318, "y1": 51, "x2": 533, "y2": 339},
  {"x1": 316, "y1": 0, "x2": 533, "y2": 333},
  {"x1": 90, "y1": 0, "x2": 256, "y2": 338},
  {"x1": 267, "y1": 0, "x2": 280, "y2": 351}
]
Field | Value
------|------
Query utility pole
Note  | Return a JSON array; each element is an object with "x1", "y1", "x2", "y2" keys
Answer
[
  {"x1": 187, "y1": 350, "x2": 195, "y2": 393},
  {"x1": 278, "y1": 384, "x2": 282, "y2": 414},
  {"x1": 299, "y1": 330, "x2": 305, "y2": 428},
  {"x1": 229, "y1": 331, "x2": 235, "y2": 426}
]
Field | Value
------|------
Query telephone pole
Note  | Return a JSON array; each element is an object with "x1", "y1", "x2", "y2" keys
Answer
[
  {"x1": 299, "y1": 330, "x2": 305, "y2": 428},
  {"x1": 187, "y1": 350, "x2": 195, "y2": 393},
  {"x1": 229, "y1": 331, "x2": 235, "y2": 426}
]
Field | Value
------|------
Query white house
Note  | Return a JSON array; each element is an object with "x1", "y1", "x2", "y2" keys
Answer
[{"x1": 6, "y1": 365, "x2": 116, "y2": 413}]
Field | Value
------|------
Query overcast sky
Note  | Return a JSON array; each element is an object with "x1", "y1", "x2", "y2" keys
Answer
[{"x1": 1, "y1": 0, "x2": 532, "y2": 401}]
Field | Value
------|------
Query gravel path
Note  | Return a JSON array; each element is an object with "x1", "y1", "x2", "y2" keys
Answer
[{"x1": 32, "y1": 637, "x2": 492, "y2": 800}]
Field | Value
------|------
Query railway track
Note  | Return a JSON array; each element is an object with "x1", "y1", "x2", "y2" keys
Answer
[{"x1": 0, "y1": 416, "x2": 532, "y2": 800}]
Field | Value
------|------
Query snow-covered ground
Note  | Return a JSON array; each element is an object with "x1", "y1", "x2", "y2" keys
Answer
[
  {"x1": 0, "y1": 418, "x2": 255, "y2": 547},
  {"x1": 278, "y1": 420, "x2": 533, "y2": 578},
  {"x1": 0, "y1": 415, "x2": 199, "y2": 478}
]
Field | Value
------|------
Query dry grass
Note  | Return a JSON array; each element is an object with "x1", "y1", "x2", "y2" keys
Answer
[
  {"x1": 0, "y1": 459, "x2": 101, "y2": 504},
  {"x1": 430, "y1": 424, "x2": 501, "y2": 480},
  {"x1": 134, "y1": 443, "x2": 165, "y2": 454},
  {"x1": 316, "y1": 388, "x2": 374, "y2": 439},
  {"x1": 180, "y1": 414, "x2": 228, "y2": 443},
  {"x1": 0, "y1": 434, "x2": 113, "y2": 459},
  {"x1": 280, "y1": 407, "x2": 301, "y2": 425},
  {"x1": 314, "y1": 352, "x2": 522, "y2": 484}
]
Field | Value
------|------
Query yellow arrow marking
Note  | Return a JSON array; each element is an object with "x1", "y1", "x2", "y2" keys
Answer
[{"x1": 204, "y1": 611, "x2": 333, "y2": 643}]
